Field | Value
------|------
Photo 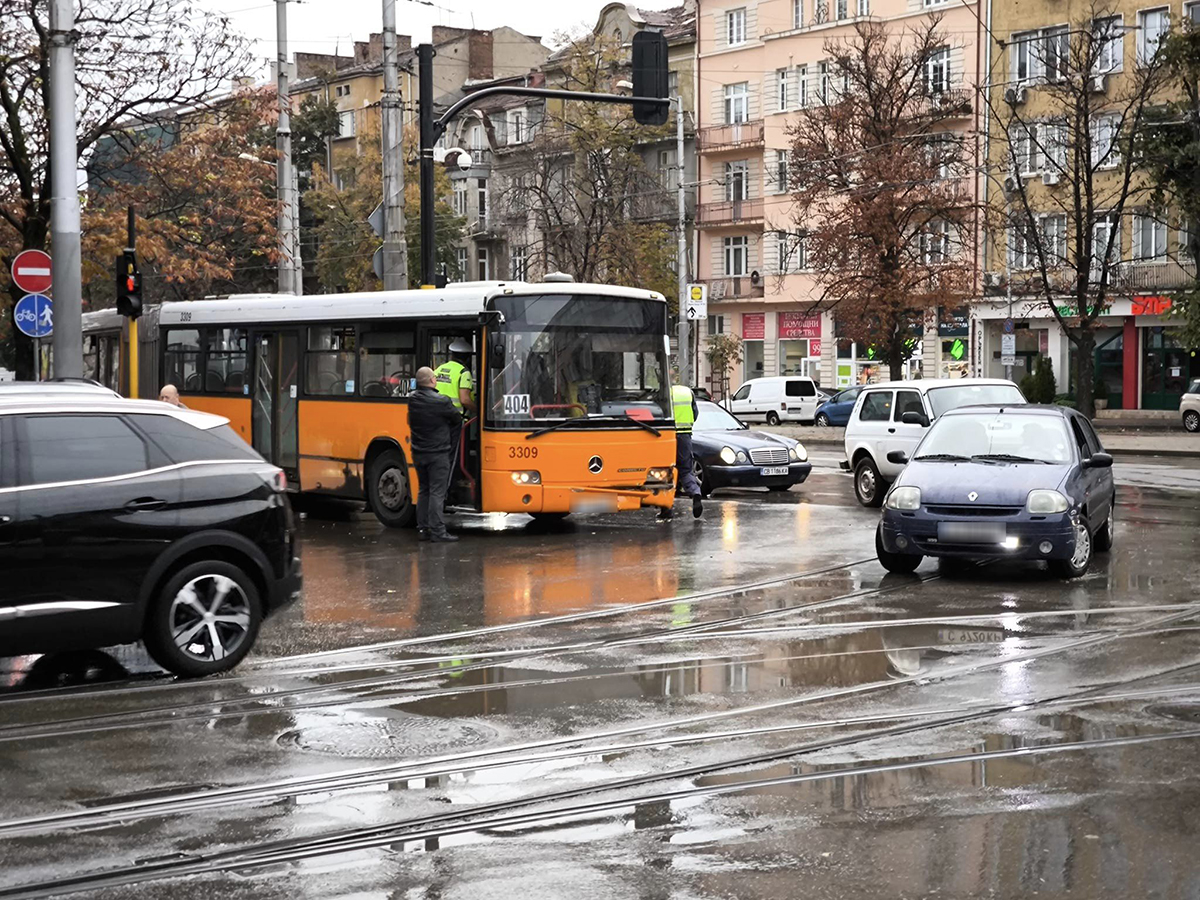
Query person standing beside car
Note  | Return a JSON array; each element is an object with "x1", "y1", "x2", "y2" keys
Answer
[
  {"x1": 664, "y1": 384, "x2": 703, "y2": 520},
  {"x1": 407, "y1": 367, "x2": 462, "y2": 543}
]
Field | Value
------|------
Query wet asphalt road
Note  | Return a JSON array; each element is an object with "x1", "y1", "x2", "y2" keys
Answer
[{"x1": 2, "y1": 453, "x2": 1200, "y2": 898}]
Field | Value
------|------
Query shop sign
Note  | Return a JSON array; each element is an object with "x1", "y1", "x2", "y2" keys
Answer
[
  {"x1": 939, "y1": 309, "x2": 970, "y2": 337},
  {"x1": 1132, "y1": 295, "x2": 1172, "y2": 316},
  {"x1": 742, "y1": 312, "x2": 765, "y2": 340},
  {"x1": 809, "y1": 339, "x2": 822, "y2": 357},
  {"x1": 778, "y1": 312, "x2": 821, "y2": 339},
  {"x1": 948, "y1": 338, "x2": 966, "y2": 360},
  {"x1": 1055, "y1": 302, "x2": 1112, "y2": 318}
]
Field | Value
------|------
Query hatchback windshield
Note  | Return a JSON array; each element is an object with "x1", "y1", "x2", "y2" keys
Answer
[
  {"x1": 916, "y1": 413, "x2": 1074, "y2": 464},
  {"x1": 926, "y1": 383, "x2": 1025, "y2": 417},
  {"x1": 695, "y1": 400, "x2": 745, "y2": 432}
]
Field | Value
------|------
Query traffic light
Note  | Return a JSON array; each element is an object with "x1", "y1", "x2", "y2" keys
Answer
[
  {"x1": 115, "y1": 249, "x2": 142, "y2": 319},
  {"x1": 632, "y1": 31, "x2": 669, "y2": 126}
]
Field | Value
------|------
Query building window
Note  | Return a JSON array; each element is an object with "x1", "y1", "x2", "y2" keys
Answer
[
  {"x1": 659, "y1": 149, "x2": 678, "y2": 190},
  {"x1": 477, "y1": 178, "x2": 488, "y2": 224},
  {"x1": 1043, "y1": 26, "x2": 1069, "y2": 81},
  {"x1": 724, "y1": 160, "x2": 749, "y2": 201},
  {"x1": 927, "y1": 132, "x2": 957, "y2": 179},
  {"x1": 1139, "y1": 8, "x2": 1169, "y2": 63},
  {"x1": 793, "y1": 0, "x2": 804, "y2": 29},
  {"x1": 1091, "y1": 215, "x2": 1120, "y2": 275},
  {"x1": 455, "y1": 246, "x2": 468, "y2": 279},
  {"x1": 818, "y1": 62, "x2": 830, "y2": 105},
  {"x1": 724, "y1": 236, "x2": 749, "y2": 277},
  {"x1": 668, "y1": 70, "x2": 679, "y2": 96},
  {"x1": 857, "y1": 0, "x2": 869, "y2": 14},
  {"x1": 727, "y1": 7, "x2": 747, "y2": 45},
  {"x1": 338, "y1": 110, "x2": 355, "y2": 138},
  {"x1": 1011, "y1": 31, "x2": 1036, "y2": 83},
  {"x1": 724, "y1": 82, "x2": 749, "y2": 124},
  {"x1": 477, "y1": 246, "x2": 490, "y2": 281},
  {"x1": 924, "y1": 46, "x2": 950, "y2": 95},
  {"x1": 1009, "y1": 225, "x2": 1036, "y2": 270},
  {"x1": 814, "y1": 0, "x2": 827, "y2": 23},
  {"x1": 1043, "y1": 214, "x2": 1067, "y2": 265},
  {"x1": 777, "y1": 68, "x2": 790, "y2": 111},
  {"x1": 1134, "y1": 213, "x2": 1168, "y2": 261},
  {"x1": 923, "y1": 0, "x2": 947, "y2": 7},
  {"x1": 798, "y1": 65, "x2": 809, "y2": 107},
  {"x1": 508, "y1": 109, "x2": 525, "y2": 144},
  {"x1": 836, "y1": 0, "x2": 848, "y2": 19},
  {"x1": 453, "y1": 181, "x2": 467, "y2": 216},
  {"x1": 1012, "y1": 123, "x2": 1040, "y2": 176},
  {"x1": 775, "y1": 230, "x2": 790, "y2": 273},
  {"x1": 470, "y1": 124, "x2": 485, "y2": 151},
  {"x1": 707, "y1": 314, "x2": 726, "y2": 334},
  {"x1": 921, "y1": 220, "x2": 952, "y2": 264},
  {"x1": 1042, "y1": 120, "x2": 1067, "y2": 172},
  {"x1": 1093, "y1": 16, "x2": 1124, "y2": 74},
  {"x1": 1091, "y1": 114, "x2": 1121, "y2": 168},
  {"x1": 1188, "y1": 1, "x2": 1200, "y2": 24},
  {"x1": 775, "y1": 149, "x2": 790, "y2": 193},
  {"x1": 511, "y1": 245, "x2": 529, "y2": 280}
]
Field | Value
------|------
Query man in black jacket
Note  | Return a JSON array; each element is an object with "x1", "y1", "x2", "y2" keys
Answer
[{"x1": 407, "y1": 367, "x2": 462, "y2": 542}]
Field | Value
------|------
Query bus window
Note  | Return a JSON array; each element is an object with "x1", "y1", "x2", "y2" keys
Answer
[
  {"x1": 206, "y1": 328, "x2": 248, "y2": 393},
  {"x1": 83, "y1": 336, "x2": 100, "y2": 384},
  {"x1": 359, "y1": 327, "x2": 415, "y2": 398},
  {"x1": 306, "y1": 326, "x2": 357, "y2": 395},
  {"x1": 164, "y1": 329, "x2": 202, "y2": 393}
]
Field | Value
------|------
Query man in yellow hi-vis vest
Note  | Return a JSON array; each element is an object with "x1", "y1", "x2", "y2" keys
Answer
[
  {"x1": 434, "y1": 339, "x2": 477, "y2": 500},
  {"x1": 669, "y1": 383, "x2": 703, "y2": 520}
]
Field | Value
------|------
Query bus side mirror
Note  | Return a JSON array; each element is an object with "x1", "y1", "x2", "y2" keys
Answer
[{"x1": 489, "y1": 335, "x2": 505, "y2": 367}]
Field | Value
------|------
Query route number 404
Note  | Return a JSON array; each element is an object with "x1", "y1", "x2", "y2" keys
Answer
[{"x1": 503, "y1": 393, "x2": 531, "y2": 416}]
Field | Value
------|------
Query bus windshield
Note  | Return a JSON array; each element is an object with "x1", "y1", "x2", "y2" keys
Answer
[{"x1": 487, "y1": 294, "x2": 669, "y2": 426}]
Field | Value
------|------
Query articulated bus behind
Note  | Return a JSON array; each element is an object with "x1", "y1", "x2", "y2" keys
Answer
[{"x1": 155, "y1": 282, "x2": 678, "y2": 526}]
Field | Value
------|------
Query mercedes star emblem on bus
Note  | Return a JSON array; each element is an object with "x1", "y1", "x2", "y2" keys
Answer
[{"x1": 588, "y1": 456, "x2": 604, "y2": 474}]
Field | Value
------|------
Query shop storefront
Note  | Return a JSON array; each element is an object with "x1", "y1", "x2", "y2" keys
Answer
[
  {"x1": 743, "y1": 313, "x2": 765, "y2": 382},
  {"x1": 705, "y1": 306, "x2": 831, "y2": 395},
  {"x1": 777, "y1": 312, "x2": 823, "y2": 382},
  {"x1": 972, "y1": 295, "x2": 1200, "y2": 410}
]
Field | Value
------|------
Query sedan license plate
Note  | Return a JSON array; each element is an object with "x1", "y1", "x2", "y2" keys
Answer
[
  {"x1": 938, "y1": 522, "x2": 1005, "y2": 543},
  {"x1": 761, "y1": 466, "x2": 789, "y2": 476}
]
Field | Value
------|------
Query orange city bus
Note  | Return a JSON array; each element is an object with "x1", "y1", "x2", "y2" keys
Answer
[{"x1": 156, "y1": 280, "x2": 678, "y2": 526}]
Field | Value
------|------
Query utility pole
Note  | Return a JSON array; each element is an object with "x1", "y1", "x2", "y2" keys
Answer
[
  {"x1": 417, "y1": 44, "x2": 437, "y2": 287},
  {"x1": 276, "y1": 0, "x2": 300, "y2": 294},
  {"x1": 48, "y1": 0, "x2": 82, "y2": 379},
  {"x1": 675, "y1": 95, "x2": 689, "y2": 386},
  {"x1": 380, "y1": 0, "x2": 408, "y2": 290}
]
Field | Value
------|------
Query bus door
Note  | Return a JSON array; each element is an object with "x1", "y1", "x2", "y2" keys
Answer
[
  {"x1": 251, "y1": 329, "x2": 300, "y2": 483},
  {"x1": 425, "y1": 326, "x2": 482, "y2": 506}
]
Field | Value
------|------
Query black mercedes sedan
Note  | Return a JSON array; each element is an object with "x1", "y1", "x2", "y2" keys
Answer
[
  {"x1": 876, "y1": 405, "x2": 1115, "y2": 578},
  {"x1": 691, "y1": 400, "x2": 812, "y2": 495}
]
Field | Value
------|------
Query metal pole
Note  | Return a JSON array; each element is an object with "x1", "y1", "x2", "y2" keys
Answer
[
  {"x1": 48, "y1": 0, "x2": 82, "y2": 379},
  {"x1": 417, "y1": 44, "x2": 436, "y2": 287},
  {"x1": 126, "y1": 207, "x2": 139, "y2": 399},
  {"x1": 276, "y1": 0, "x2": 298, "y2": 294},
  {"x1": 380, "y1": 0, "x2": 408, "y2": 290},
  {"x1": 1004, "y1": 202, "x2": 1013, "y2": 382},
  {"x1": 675, "y1": 96, "x2": 689, "y2": 386}
]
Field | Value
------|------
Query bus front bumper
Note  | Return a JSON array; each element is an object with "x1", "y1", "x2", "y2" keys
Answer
[{"x1": 490, "y1": 482, "x2": 676, "y2": 513}]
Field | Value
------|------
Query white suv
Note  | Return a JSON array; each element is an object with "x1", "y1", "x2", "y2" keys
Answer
[{"x1": 842, "y1": 378, "x2": 1026, "y2": 506}]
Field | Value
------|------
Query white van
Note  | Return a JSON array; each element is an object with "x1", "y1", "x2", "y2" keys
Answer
[
  {"x1": 729, "y1": 376, "x2": 820, "y2": 425},
  {"x1": 842, "y1": 378, "x2": 1026, "y2": 507}
]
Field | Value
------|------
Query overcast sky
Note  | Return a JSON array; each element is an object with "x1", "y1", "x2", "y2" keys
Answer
[{"x1": 199, "y1": 0, "x2": 679, "y2": 80}]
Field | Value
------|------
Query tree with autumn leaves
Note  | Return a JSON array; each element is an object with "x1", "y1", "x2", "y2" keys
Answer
[
  {"x1": 0, "y1": 0, "x2": 254, "y2": 376},
  {"x1": 786, "y1": 20, "x2": 977, "y2": 380}
]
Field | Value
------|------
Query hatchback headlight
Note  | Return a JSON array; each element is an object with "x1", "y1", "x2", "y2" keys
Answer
[
  {"x1": 886, "y1": 486, "x2": 922, "y2": 511},
  {"x1": 719, "y1": 446, "x2": 737, "y2": 465},
  {"x1": 1027, "y1": 489, "x2": 1068, "y2": 514}
]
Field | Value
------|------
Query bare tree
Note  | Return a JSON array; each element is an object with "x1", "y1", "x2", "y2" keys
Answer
[
  {"x1": 985, "y1": 4, "x2": 1169, "y2": 415},
  {"x1": 787, "y1": 19, "x2": 979, "y2": 380},
  {"x1": 0, "y1": 0, "x2": 252, "y2": 375}
]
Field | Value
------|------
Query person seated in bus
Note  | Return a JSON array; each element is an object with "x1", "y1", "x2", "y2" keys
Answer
[
  {"x1": 408, "y1": 367, "x2": 462, "y2": 543},
  {"x1": 159, "y1": 384, "x2": 186, "y2": 408}
]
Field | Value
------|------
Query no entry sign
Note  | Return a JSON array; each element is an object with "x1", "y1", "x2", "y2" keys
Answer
[{"x1": 11, "y1": 249, "x2": 53, "y2": 294}]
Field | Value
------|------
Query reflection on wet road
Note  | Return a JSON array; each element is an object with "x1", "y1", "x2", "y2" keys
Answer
[{"x1": 2, "y1": 464, "x2": 1200, "y2": 899}]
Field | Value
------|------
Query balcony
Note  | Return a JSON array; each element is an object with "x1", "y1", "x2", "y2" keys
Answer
[
  {"x1": 924, "y1": 88, "x2": 974, "y2": 118},
  {"x1": 697, "y1": 120, "x2": 765, "y2": 153},
  {"x1": 1120, "y1": 260, "x2": 1197, "y2": 292},
  {"x1": 985, "y1": 260, "x2": 1198, "y2": 297},
  {"x1": 697, "y1": 198, "x2": 764, "y2": 227},
  {"x1": 702, "y1": 276, "x2": 765, "y2": 301}
]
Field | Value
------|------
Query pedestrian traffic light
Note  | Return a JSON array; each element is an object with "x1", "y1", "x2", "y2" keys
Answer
[
  {"x1": 632, "y1": 31, "x2": 669, "y2": 126},
  {"x1": 115, "y1": 249, "x2": 142, "y2": 319}
]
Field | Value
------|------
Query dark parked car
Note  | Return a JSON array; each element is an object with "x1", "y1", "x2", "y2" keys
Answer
[
  {"x1": 876, "y1": 405, "x2": 1115, "y2": 578},
  {"x1": 691, "y1": 400, "x2": 812, "y2": 495},
  {"x1": 814, "y1": 385, "x2": 863, "y2": 427},
  {"x1": 0, "y1": 396, "x2": 301, "y2": 676}
]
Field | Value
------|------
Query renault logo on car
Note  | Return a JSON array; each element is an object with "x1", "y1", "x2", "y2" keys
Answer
[
  {"x1": 968, "y1": 491, "x2": 979, "y2": 502},
  {"x1": 588, "y1": 456, "x2": 604, "y2": 474}
]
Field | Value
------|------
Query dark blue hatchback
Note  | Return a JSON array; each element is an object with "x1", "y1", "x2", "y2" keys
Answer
[{"x1": 876, "y1": 405, "x2": 1116, "y2": 578}]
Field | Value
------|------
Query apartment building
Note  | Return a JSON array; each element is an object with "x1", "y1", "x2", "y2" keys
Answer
[
  {"x1": 694, "y1": 0, "x2": 983, "y2": 393},
  {"x1": 440, "y1": 2, "x2": 698, "y2": 285},
  {"x1": 975, "y1": 0, "x2": 1200, "y2": 410}
]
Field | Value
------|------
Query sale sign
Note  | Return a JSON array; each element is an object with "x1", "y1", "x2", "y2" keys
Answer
[{"x1": 778, "y1": 312, "x2": 821, "y2": 339}]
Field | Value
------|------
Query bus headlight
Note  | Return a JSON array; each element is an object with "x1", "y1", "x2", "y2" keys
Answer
[
  {"x1": 886, "y1": 486, "x2": 922, "y2": 511},
  {"x1": 511, "y1": 470, "x2": 541, "y2": 485},
  {"x1": 1027, "y1": 490, "x2": 1068, "y2": 514},
  {"x1": 647, "y1": 468, "x2": 672, "y2": 484},
  {"x1": 719, "y1": 446, "x2": 737, "y2": 465}
]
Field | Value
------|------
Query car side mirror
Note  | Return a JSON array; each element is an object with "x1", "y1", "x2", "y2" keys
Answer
[
  {"x1": 1083, "y1": 451, "x2": 1113, "y2": 469},
  {"x1": 901, "y1": 411, "x2": 930, "y2": 428},
  {"x1": 887, "y1": 450, "x2": 909, "y2": 465}
]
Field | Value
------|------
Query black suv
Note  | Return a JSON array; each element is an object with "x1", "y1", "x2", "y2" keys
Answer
[{"x1": 0, "y1": 397, "x2": 301, "y2": 676}]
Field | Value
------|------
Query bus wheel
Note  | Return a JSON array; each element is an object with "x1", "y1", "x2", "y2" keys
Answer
[{"x1": 368, "y1": 449, "x2": 416, "y2": 528}]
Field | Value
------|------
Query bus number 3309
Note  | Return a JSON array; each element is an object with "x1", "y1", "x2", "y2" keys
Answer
[{"x1": 509, "y1": 446, "x2": 538, "y2": 459}]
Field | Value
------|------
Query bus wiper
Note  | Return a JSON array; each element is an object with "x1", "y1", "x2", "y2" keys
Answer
[
  {"x1": 526, "y1": 414, "x2": 662, "y2": 440},
  {"x1": 971, "y1": 453, "x2": 1048, "y2": 464},
  {"x1": 914, "y1": 453, "x2": 971, "y2": 462}
]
